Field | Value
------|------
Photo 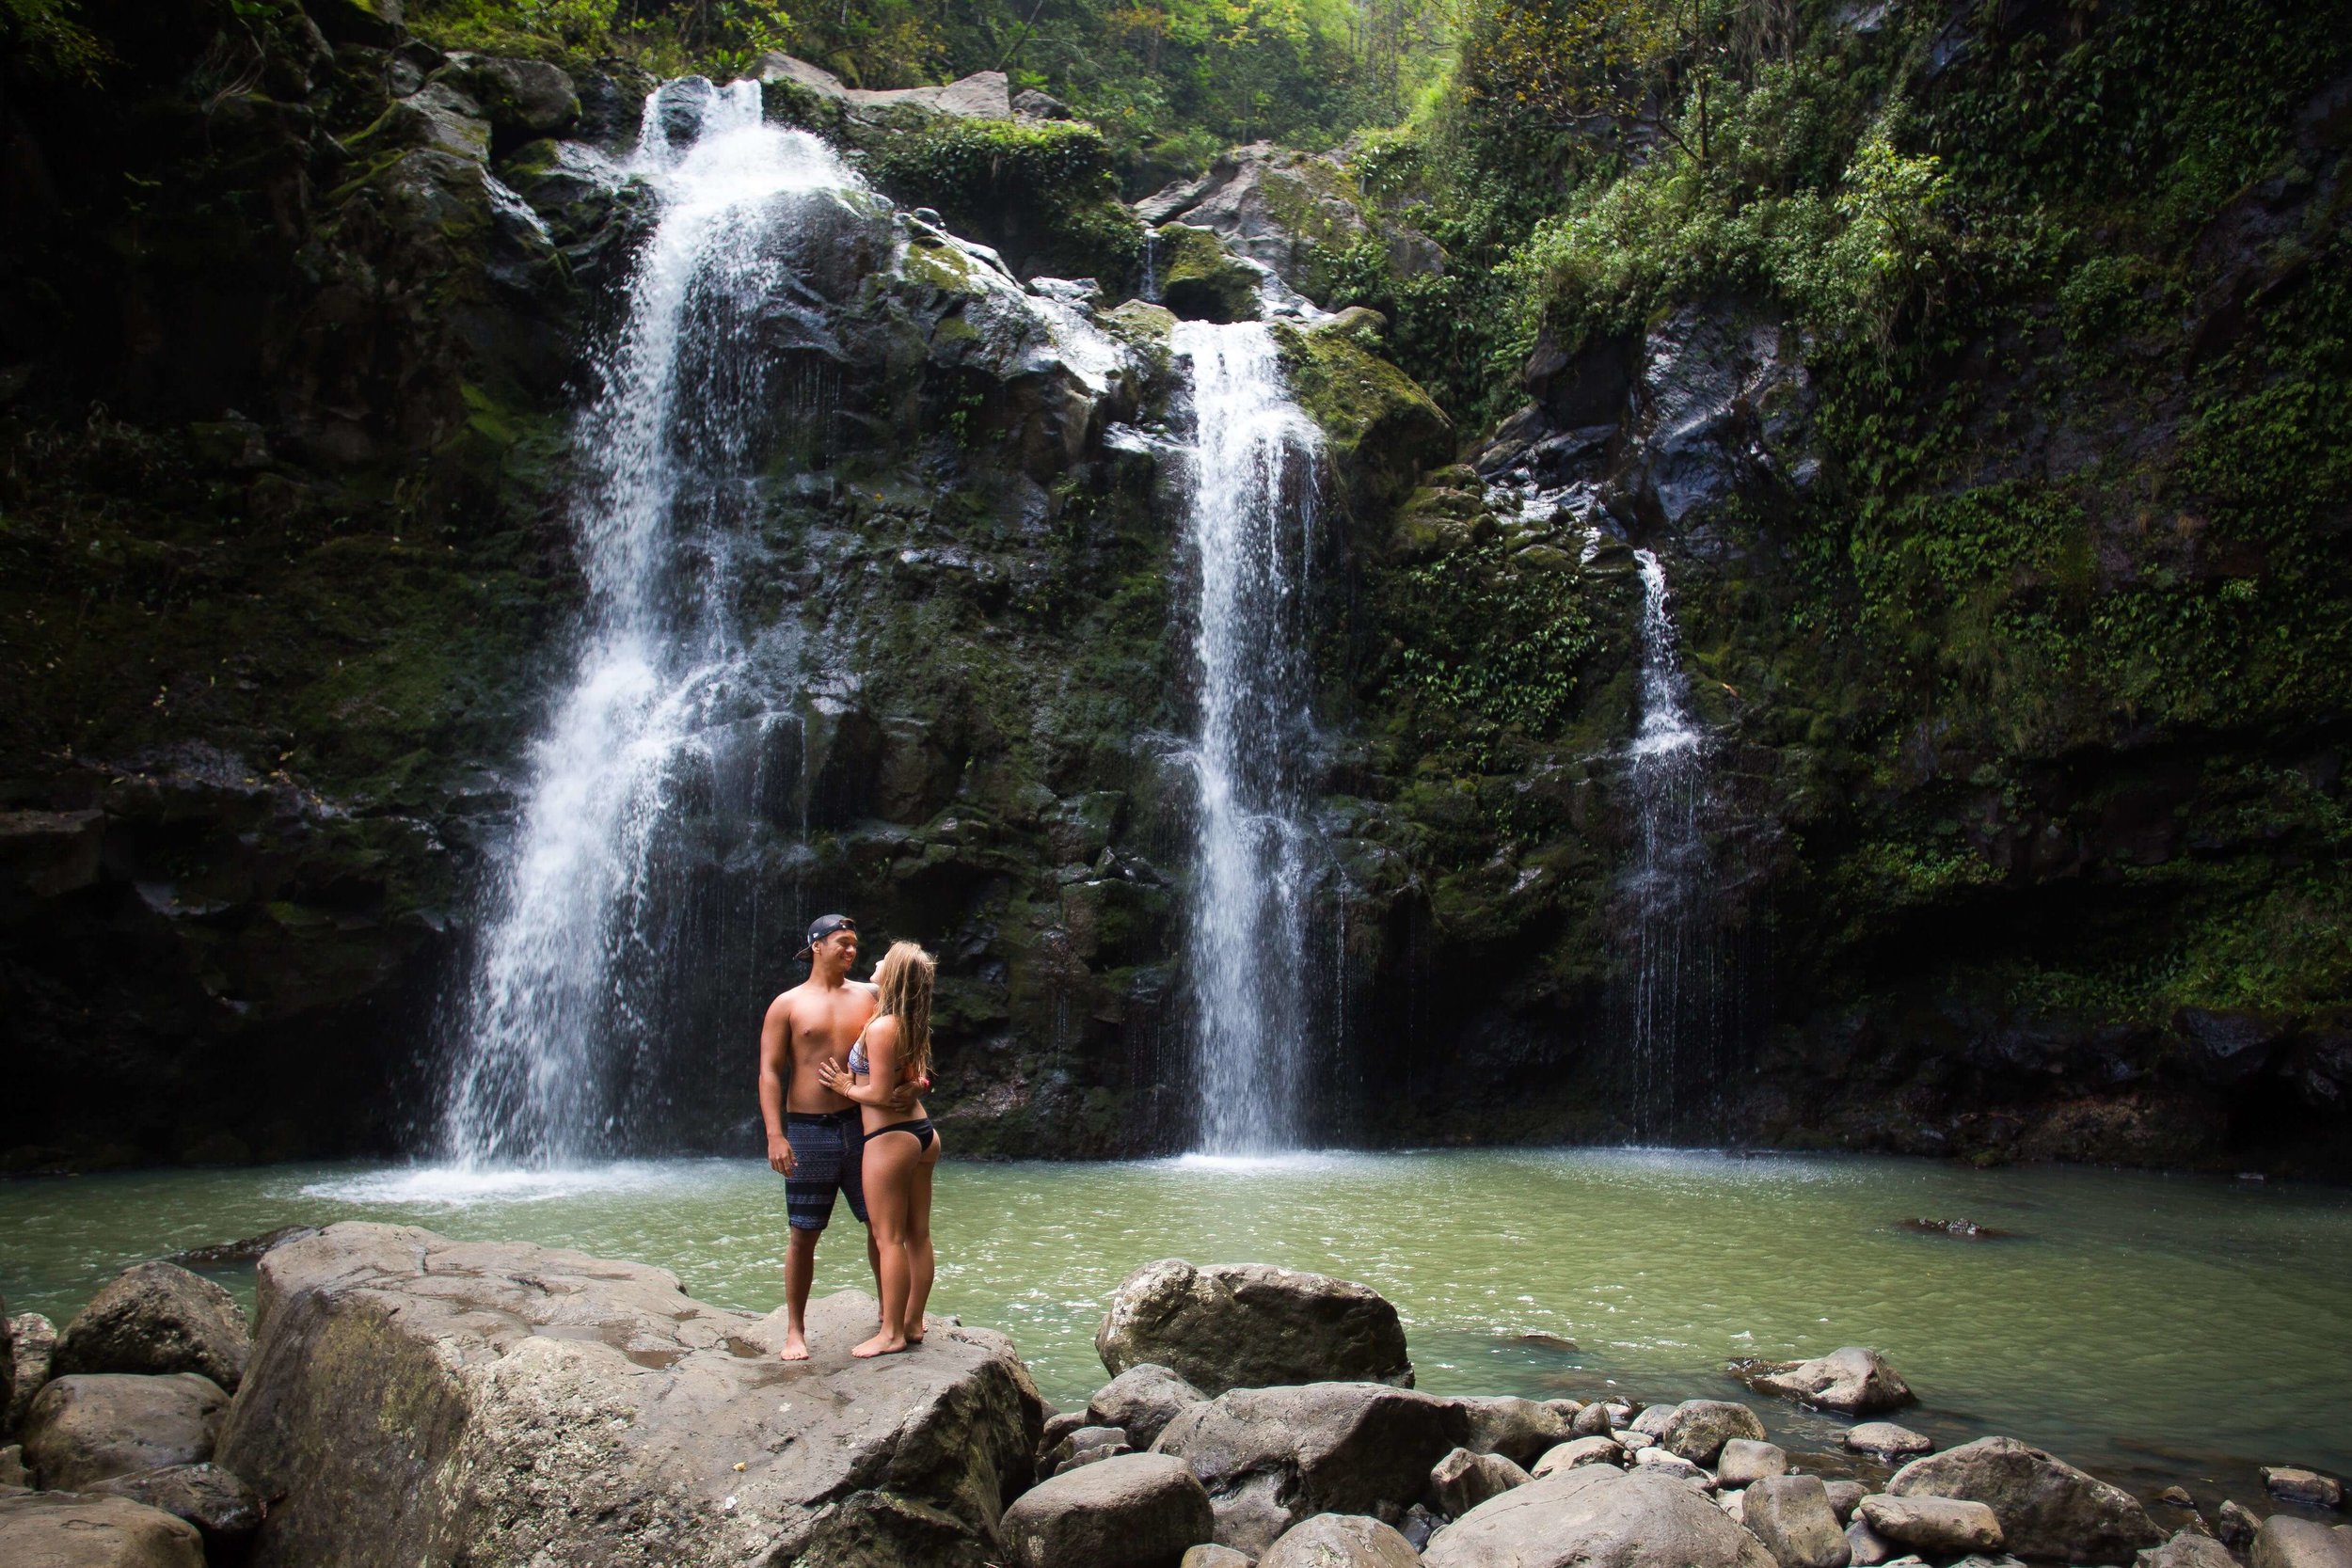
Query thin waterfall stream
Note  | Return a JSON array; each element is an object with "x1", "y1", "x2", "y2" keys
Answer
[
  {"x1": 1172, "y1": 320, "x2": 1325, "y2": 1155},
  {"x1": 440, "y1": 83, "x2": 871, "y2": 1165}
]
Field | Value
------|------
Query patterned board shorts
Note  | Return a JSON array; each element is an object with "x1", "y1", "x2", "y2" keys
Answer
[{"x1": 784, "y1": 1108, "x2": 867, "y2": 1231}]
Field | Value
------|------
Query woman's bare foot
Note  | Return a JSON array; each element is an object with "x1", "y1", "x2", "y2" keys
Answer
[
  {"x1": 850, "y1": 1330, "x2": 909, "y2": 1358},
  {"x1": 779, "y1": 1330, "x2": 811, "y2": 1362},
  {"x1": 905, "y1": 1317, "x2": 929, "y2": 1344}
]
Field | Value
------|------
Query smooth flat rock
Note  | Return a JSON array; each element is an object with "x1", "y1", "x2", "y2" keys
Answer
[
  {"x1": 1260, "y1": 1512, "x2": 1421, "y2": 1568},
  {"x1": 1000, "y1": 1452, "x2": 1214, "y2": 1568},
  {"x1": 1152, "y1": 1382, "x2": 1468, "y2": 1554},
  {"x1": 1889, "y1": 1435, "x2": 2159, "y2": 1563},
  {"x1": 0, "y1": 1491, "x2": 206, "y2": 1568},
  {"x1": 2137, "y1": 1529, "x2": 2244, "y2": 1568},
  {"x1": 2251, "y1": 1516, "x2": 2352, "y2": 1568},
  {"x1": 1719, "y1": 1438, "x2": 1791, "y2": 1487},
  {"x1": 1422, "y1": 1464, "x2": 1778, "y2": 1568},
  {"x1": 1098, "y1": 1260, "x2": 1412, "y2": 1395},
  {"x1": 24, "y1": 1373, "x2": 228, "y2": 1490},
  {"x1": 54, "y1": 1263, "x2": 251, "y2": 1392},
  {"x1": 2265, "y1": 1468, "x2": 2344, "y2": 1510},
  {"x1": 215, "y1": 1222, "x2": 1041, "y2": 1568},
  {"x1": 1433, "y1": 1445, "x2": 1531, "y2": 1516},
  {"x1": 1860, "y1": 1493, "x2": 2005, "y2": 1555},
  {"x1": 1089, "y1": 1364, "x2": 1209, "y2": 1450},
  {"x1": 1661, "y1": 1399, "x2": 1768, "y2": 1465},
  {"x1": 1747, "y1": 1474, "x2": 1853, "y2": 1568},
  {"x1": 1844, "y1": 1421, "x2": 1932, "y2": 1458},
  {"x1": 1532, "y1": 1435, "x2": 1624, "y2": 1476},
  {"x1": 1743, "y1": 1349, "x2": 1915, "y2": 1415},
  {"x1": 1449, "y1": 1395, "x2": 1576, "y2": 1467},
  {"x1": 87, "y1": 1462, "x2": 265, "y2": 1556}
]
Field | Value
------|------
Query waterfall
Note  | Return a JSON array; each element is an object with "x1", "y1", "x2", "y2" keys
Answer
[
  {"x1": 440, "y1": 81, "x2": 868, "y2": 1165},
  {"x1": 1621, "y1": 547, "x2": 1721, "y2": 1140},
  {"x1": 1172, "y1": 321, "x2": 1324, "y2": 1154}
]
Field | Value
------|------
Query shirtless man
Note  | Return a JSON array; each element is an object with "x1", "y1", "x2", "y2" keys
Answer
[{"x1": 757, "y1": 913, "x2": 907, "y2": 1361}]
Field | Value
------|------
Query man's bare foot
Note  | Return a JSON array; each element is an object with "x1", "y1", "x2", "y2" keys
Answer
[
  {"x1": 850, "y1": 1331, "x2": 909, "y2": 1358},
  {"x1": 779, "y1": 1331, "x2": 811, "y2": 1362}
]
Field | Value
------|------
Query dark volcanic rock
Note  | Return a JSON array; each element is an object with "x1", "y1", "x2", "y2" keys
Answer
[{"x1": 1098, "y1": 1259, "x2": 1413, "y2": 1396}]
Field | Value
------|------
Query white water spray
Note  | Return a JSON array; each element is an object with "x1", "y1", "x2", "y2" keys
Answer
[
  {"x1": 1173, "y1": 321, "x2": 1324, "y2": 1154},
  {"x1": 441, "y1": 82, "x2": 870, "y2": 1165}
]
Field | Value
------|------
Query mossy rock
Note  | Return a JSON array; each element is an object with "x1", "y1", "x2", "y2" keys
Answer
[
  {"x1": 862, "y1": 119, "x2": 1141, "y2": 289},
  {"x1": 1152, "y1": 223, "x2": 1261, "y2": 324},
  {"x1": 1270, "y1": 314, "x2": 1452, "y2": 512}
]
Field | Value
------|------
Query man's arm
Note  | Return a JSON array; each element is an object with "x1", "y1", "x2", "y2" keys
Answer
[{"x1": 758, "y1": 996, "x2": 795, "y2": 1175}]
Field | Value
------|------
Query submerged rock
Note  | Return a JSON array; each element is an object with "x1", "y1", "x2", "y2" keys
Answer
[
  {"x1": 1098, "y1": 1259, "x2": 1412, "y2": 1395},
  {"x1": 54, "y1": 1262, "x2": 251, "y2": 1391},
  {"x1": 0, "y1": 1492, "x2": 205, "y2": 1568},
  {"x1": 1740, "y1": 1348, "x2": 1915, "y2": 1416},
  {"x1": 1888, "y1": 1435, "x2": 2159, "y2": 1563},
  {"x1": 1421, "y1": 1465, "x2": 1776, "y2": 1568},
  {"x1": 23, "y1": 1373, "x2": 229, "y2": 1491},
  {"x1": 1844, "y1": 1421, "x2": 1933, "y2": 1458},
  {"x1": 1000, "y1": 1452, "x2": 1214, "y2": 1568},
  {"x1": 1259, "y1": 1512, "x2": 1421, "y2": 1568},
  {"x1": 1152, "y1": 1382, "x2": 1467, "y2": 1553},
  {"x1": 215, "y1": 1222, "x2": 1040, "y2": 1568}
]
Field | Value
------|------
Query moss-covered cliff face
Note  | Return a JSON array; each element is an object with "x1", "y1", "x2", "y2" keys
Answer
[{"x1": 4, "y1": 0, "x2": 2347, "y2": 1178}]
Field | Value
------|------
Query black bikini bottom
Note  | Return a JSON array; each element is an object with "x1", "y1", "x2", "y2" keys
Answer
[{"x1": 870, "y1": 1117, "x2": 935, "y2": 1150}]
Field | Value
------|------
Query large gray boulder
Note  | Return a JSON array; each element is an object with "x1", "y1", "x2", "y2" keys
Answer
[
  {"x1": 2250, "y1": 1516, "x2": 2352, "y2": 1568},
  {"x1": 999, "y1": 1452, "x2": 1214, "y2": 1568},
  {"x1": 1089, "y1": 1364, "x2": 1210, "y2": 1449},
  {"x1": 1859, "y1": 1493, "x2": 2004, "y2": 1556},
  {"x1": 1152, "y1": 1382, "x2": 1469, "y2": 1554},
  {"x1": 1745, "y1": 1475, "x2": 1853, "y2": 1568},
  {"x1": 1259, "y1": 1513, "x2": 1422, "y2": 1568},
  {"x1": 24, "y1": 1373, "x2": 229, "y2": 1490},
  {"x1": 1661, "y1": 1399, "x2": 1769, "y2": 1465},
  {"x1": 8, "y1": 1312, "x2": 57, "y2": 1434},
  {"x1": 1099, "y1": 1260, "x2": 1412, "y2": 1396},
  {"x1": 1742, "y1": 1348, "x2": 1914, "y2": 1416},
  {"x1": 1450, "y1": 1394, "x2": 1577, "y2": 1467},
  {"x1": 215, "y1": 1222, "x2": 1041, "y2": 1568},
  {"x1": 53, "y1": 1263, "x2": 251, "y2": 1391},
  {"x1": 0, "y1": 1492, "x2": 206, "y2": 1568},
  {"x1": 1889, "y1": 1435, "x2": 2160, "y2": 1563},
  {"x1": 1422, "y1": 1464, "x2": 1779, "y2": 1568},
  {"x1": 87, "y1": 1463, "x2": 266, "y2": 1559}
]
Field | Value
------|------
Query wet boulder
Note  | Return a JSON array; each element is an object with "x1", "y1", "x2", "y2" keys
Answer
[
  {"x1": 1661, "y1": 1399, "x2": 1769, "y2": 1465},
  {"x1": 1421, "y1": 1464, "x2": 1777, "y2": 1568},
  {"x1": 87, "y1": 1464, "x2": 265, "y2": 1560},
  {"x1": 1741, "y1": 1348, "x2": 1914, "y2": 1416},
  {"x1": 1432, "y1": 1445, "x2": 1532, "y2": 1517},
  {"x1": 1089, "y1": 1364, "x2": 1209, "y2": 1450},
  {"x1": 1136, "y1": 144, "x2": 1376, "y2": 289},
  {"x1": 1259, "y1": 1513, "x2": 1421, "y2": 1568},
  {"x1": 54, "y1": 1262, "x2": 252, "y2": 1391},
  {"x1": 1098, "y1": 1260, "x2": 1413, "y2": 1395},
  {"x1": 215, "y1": 1223, "x2": 1040, "y2": 1568},
  {"x1": 1745, "y1": 1474, "x2": 1853, "y2": 1568},
  {"x1": 0, "y1": 1492, "x2": 206, "y2": 1568},
  {"x1": 1151, "y1": 1382, "x2": 1468, "y2": 1554},
  {"x1": 1272, "y1": 314, "x2": 1454, "y2": 515},
  {"x1": 1000, "y1": 1452, "x2": 1214, "y2": 1568},
  {"x1": 1152, "y1": 226, "x2": 1264, "y2": 325},
  {"x1": 1888, "y1": 1435, "x2": 2160, "y2": 1563},
  {"x1": 437, "y1": 54, "x2": 580, "y2": 138},
  {"x1": 23, "y1": 1374, "x2": 230, "y2": 1490}
]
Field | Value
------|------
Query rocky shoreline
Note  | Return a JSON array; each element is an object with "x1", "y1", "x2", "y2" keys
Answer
[{"x1": 2, "y1": 1227, "x2": 2345, "y2": 1568}]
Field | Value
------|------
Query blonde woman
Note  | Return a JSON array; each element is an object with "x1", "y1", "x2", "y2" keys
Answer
[{"x1": 818, "y1": 940, "x2": 940, "y2": 1357}]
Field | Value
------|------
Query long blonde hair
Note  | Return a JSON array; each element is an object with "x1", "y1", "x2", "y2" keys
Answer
[{"x1": 873, "y1": 941, "x2": 936, "y2": 1084}]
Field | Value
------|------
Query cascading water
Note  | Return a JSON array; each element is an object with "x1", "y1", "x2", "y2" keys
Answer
[
  {"x1": 1172, "y1": 320, "x2": 1325, "y2": 1154},
  {"x1": 1620, "y1": 547, "x2": 1725, "y2": 1138},
  {"x1": 440, "y1": 81, "x2": 869, "y2": 1166}
]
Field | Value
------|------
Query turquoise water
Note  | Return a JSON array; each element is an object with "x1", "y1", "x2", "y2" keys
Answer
[{"x1": 4, "y1": 1148, "x2": 2346, "y2": 1503}]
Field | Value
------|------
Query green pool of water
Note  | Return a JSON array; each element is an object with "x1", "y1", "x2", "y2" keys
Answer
[{"x1": 5, "y1": 1148, "x2": 2346, "y2": 1504}]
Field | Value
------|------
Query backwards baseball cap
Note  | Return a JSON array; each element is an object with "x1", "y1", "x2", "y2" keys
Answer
[{"x1": 798, "y1": 913, "x2": 856, "y2": 958}]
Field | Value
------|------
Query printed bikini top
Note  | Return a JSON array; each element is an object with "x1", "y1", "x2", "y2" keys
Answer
[{"x1": 848, "y1": 1017, "x2": 927, "y2": 1087}]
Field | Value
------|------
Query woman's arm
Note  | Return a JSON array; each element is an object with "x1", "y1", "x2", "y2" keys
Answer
[{"x1": 817, "y1": 1018, "x2": 901, "y2": 1105}]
